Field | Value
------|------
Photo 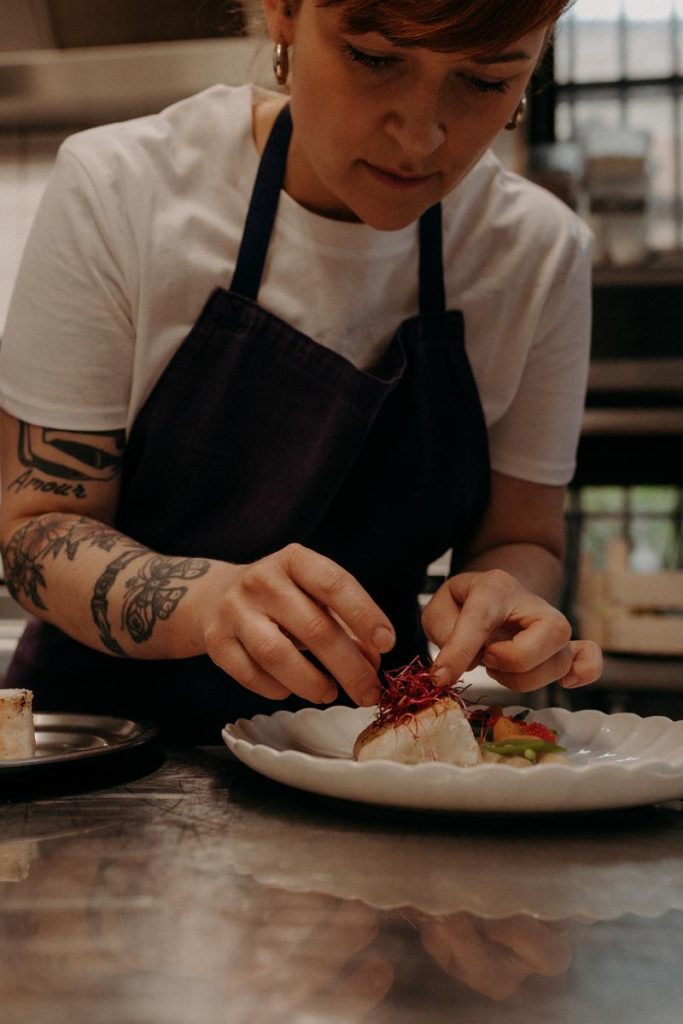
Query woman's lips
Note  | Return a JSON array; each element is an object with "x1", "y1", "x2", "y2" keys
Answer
[{"x1": 364, "y1": 162, "x2": 434, "y2": 189}]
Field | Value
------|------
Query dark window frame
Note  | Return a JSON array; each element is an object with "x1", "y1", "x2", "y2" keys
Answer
[{"x1": 530, "y1": 21, "x2": 683, "y2": 247}]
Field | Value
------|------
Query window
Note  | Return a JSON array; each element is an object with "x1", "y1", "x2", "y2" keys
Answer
[
  {"x1": 552, "y1": 0, "x2": 683, "y2": 250},
  {"x1": 567, "y1": 486, "x2": 683, "y2": 572},
  {"x1": 544, "y1": 6, "x2": 683, "y2": 623}
]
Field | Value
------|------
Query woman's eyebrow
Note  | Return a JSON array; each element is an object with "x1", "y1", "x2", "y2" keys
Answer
[{"x1": 472, "y1": 50, "x2": 532, "y2": 65}]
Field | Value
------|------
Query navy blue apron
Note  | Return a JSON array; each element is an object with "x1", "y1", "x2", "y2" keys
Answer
[{"x1": 7, "y1": 105, "x2": 490, "y2": 741}]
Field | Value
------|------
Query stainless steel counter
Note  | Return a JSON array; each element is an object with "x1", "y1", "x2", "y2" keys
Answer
[{"x1": 1, "y1": 745, "x2": 681, "y2": 1023}]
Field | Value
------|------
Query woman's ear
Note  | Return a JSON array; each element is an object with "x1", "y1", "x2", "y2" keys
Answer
[{"x1": 261, "y1": 0, "x2": 297, "y2": 44}]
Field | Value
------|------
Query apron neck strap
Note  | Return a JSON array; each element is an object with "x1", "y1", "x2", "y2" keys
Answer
[
  {"x1": 230, "y1": 103, "x2": 293, "y2": 300},
  {"x1": 230, "y1": 103, "x2": 446, "y2": 315},
  {"x1": 418, "y1": 203, "x2": 446, "y2": 315}
]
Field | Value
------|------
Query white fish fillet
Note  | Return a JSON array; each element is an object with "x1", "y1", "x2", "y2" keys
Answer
[
  {"x1": 353, "y1": 698, "x2": 482, "y2": 766},
  {"x1": 0, "y1": 689, "x2": 35, "y2": 760}
]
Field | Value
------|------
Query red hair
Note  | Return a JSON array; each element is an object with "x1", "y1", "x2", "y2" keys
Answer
[{"x1": 315, "y1": 0, "x2": 573, "y2": 53}]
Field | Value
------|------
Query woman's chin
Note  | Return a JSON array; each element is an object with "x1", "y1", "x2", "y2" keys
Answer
[{"x1": 350, "y1": 200, "x2": 436, "y2": 232}]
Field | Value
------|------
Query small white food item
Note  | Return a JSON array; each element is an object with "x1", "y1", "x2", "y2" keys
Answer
[
  {"x1": 353, "y1": 698, "x2": 482, "y2": 766},
  {"x1": 0, "y1": 689, "x2": 36, "y2": 760},
  {"x1": 0, "y1": 842, "x2": 37, "y2": 882}
]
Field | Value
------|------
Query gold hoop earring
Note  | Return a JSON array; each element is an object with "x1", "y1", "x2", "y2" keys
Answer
[
  {"x1": 273, "y1": 38, "x2": 289, "y2": 86},
  {"x1": 505, "y1": 94, "x2": 528, "y2": 131}
]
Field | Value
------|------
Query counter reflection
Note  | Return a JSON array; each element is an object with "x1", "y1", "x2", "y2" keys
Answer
[{"x1": 0, "y1": 752, "x2": 681, "y2": 1023}]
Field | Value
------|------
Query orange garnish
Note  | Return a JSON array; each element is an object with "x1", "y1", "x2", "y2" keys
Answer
[
  {"x1": 492, "y1": 715, "x2": 557, "y2": 745},
  {"x1": 492, "y1": 716, "x2": 526, "y2": 742}
]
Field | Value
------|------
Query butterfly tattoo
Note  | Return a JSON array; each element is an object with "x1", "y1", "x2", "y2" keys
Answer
[{"x1": 121, "y1": 556, "x2": 210, "y2": 644}]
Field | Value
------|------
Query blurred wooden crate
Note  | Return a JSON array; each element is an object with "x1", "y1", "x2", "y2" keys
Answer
[{"x1": 578, "y1": 539, "x2": 683, "y2": 656}]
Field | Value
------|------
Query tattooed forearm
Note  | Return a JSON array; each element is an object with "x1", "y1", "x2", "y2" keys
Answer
[
  {"x1": 91, "y1": 548, "x2": 147, "y2": 656},
  {"x1": 18, "y1": 423, "x2": 124, "y2": 482},
  {"x1": 1, "y1": 512, "x2": 211, "y2": 657},
  {"x1": 2, "y1": 515, "x2": 124, "y2": 609},
  {"x1": 90, "y1": 552, "x2": 210, "y2": 655},
  {"x1": 1, "y1": 524, "x2": 49, "y2": 609},
  {"x1": 114, "y1": 555, "x2": 209, "y2": 647}
]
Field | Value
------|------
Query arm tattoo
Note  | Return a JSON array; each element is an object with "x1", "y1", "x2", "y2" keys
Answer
[
  {"x1": 2, "y1": 514, "x2": 210, "y2": 657},
  {"x1": 91, "y1": 547, "x2": 147, "y2": 656},
  {"x1": 94, "y1": 553, "x2": 210, "y2": 656},
  {"x1": 17, "y1": 423, "x2": 125, "y2": 481},
  {"x1": 2, "y1": 515, "x2": 121, "y2": 610}
]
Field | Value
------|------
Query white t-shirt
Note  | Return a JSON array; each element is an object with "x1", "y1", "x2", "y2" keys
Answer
[{"x1": 0, "y1": 83, "x2": 592, "y2": 485}]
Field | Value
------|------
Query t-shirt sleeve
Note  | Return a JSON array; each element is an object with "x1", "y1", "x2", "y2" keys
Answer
[
  {"x1": 0, "y1": 140, "x2": 134, "y2": 430},
  {"x1": 487, "y1": 221, "x2": 593, "y2": 486}
]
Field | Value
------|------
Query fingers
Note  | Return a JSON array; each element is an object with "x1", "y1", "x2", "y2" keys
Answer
[
  {"x1": 324, "y1": 954, "x2": 394, "y2": 1018},
  {"x1": 207, "y1": 628, "x2": 336, "y2": 703},
  {"x1": 280, "y1": 621, "x2": 381, "y2": 670},
  {"x1": 271, "y1": 585, "x2": 382, "y2": 705},
  {"x1": 483, "y1": 917, "x2": 573, "y2": 977},
  {"x1": 206, "y1": 544, "x2": 393, "y2": 706},
  {"x1": 483, "y1": 638, "x2": 574, "y2": 694},
  {"x1": 421, "y1": 574, "x2": 469, "y2": 652},
  {"x1": 485, "y1": 639, "x2": 603, "y2": 692},
  {"x1": 419, "y1": 912, "x2": 534, "y2": 1001},
  {"x1": 420, "y1": 911, "x2": 573, "y2": 999},
  {"x1": 558, "y1": 639, "x2": 604, "y2": 689},
  {"x1": 482, "y1": 616, "x2": 571, "y2": 674},
  {"x1": 428, "y1": 571, "x2": 569, "y2": 681},
  {"x1": 426, "y1": 571, "x2": 524, "y2": 680},
  {"x1": 284, "y1": 544, "x2": 395, "y2": 656},
  {"x1": 424, "y1": 570, "x2": 602, "y2": 694}
]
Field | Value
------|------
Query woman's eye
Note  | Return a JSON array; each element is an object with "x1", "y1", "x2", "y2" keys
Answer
[
  {"x1": 342, "y1": 43, "x2": 397, "y2": 71},
  {"x1": 463, "y1": 75, "x2": 510, "y2": 95}
]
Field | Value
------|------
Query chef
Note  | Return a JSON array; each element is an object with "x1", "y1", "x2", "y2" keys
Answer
[{"x1": 0, "y1": 0, "x2": 602, "y2": 739}]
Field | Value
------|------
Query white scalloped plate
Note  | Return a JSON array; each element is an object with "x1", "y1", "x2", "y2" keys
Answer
[{"x1": 223, "y1": 706, "x2": 683, "y2": 813}]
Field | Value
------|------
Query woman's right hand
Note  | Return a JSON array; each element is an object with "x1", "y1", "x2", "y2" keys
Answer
[
  {"x1": 194, "y1": 543, "x2": 395, "y2": 707},
  {"x1": 0, "y1": 415, "x2": 393, "y2": 705}
]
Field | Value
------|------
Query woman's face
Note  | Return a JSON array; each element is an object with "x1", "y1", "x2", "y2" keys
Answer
[{"x1": 272, "y1": 1, "x2": 548, "y2": 229}]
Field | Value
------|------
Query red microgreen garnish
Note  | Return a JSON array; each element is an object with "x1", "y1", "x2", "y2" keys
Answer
[
  {"x1": 375, "y1": 657, "x2": 558, "y2": 753},
  {"x1": 377, "y1": 657, "x2": 468, "y2": 728}
]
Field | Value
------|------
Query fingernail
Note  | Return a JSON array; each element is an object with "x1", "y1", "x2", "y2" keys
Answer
[
  {"x1": 559, "y1": 674, "x2": 580, "y2": 688},
  {"x1": 483, "y1": 654, "x2": 500, "y2": 669},
  {"x1": 360, "y1": 687, "x2": 380, "y2": 707},
  {"x1": 372, "y1": 627, "x2": 395, "y2": 653},
  {"x1": 433, "y1": 667, "x2": 450, "y2": 684}
]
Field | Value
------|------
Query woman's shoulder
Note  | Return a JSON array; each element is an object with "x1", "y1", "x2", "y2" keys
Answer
[
  {"x1": 444, "y1": 149, "x2": 592, "y2": 257},
  {"x1": 55, "y1": 83, "x2": 267, "y2": 186}
]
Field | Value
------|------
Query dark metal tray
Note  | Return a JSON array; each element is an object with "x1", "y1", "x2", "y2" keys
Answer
[{"x1": 0, "y1": 713, "x2": 158, "y2": 772}]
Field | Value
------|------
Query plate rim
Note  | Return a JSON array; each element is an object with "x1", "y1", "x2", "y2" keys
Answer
[
  {"x1": 0, "y1": 711, "x2": 159, "y2": 772},
  {"x1": 222, "y1": 704, "x2": 683, "y2": 813}
]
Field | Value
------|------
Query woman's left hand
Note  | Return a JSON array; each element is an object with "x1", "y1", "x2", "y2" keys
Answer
[
  {"x1": 415, "y1": 910, "x2": 574, "y2": 1001},
  {"x1": 422, "y1": 569, "x2": 603, "y2": 692}
]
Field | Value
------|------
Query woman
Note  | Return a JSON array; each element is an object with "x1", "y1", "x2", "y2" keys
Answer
[{"x1": 0, "y1": 0, "x2": 602, "y2": 739}]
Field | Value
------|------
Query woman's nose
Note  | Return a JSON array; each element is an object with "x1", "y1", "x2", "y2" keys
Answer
[{"x1": 382, "y1": 95, "x2": 446, "y2": 164}]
